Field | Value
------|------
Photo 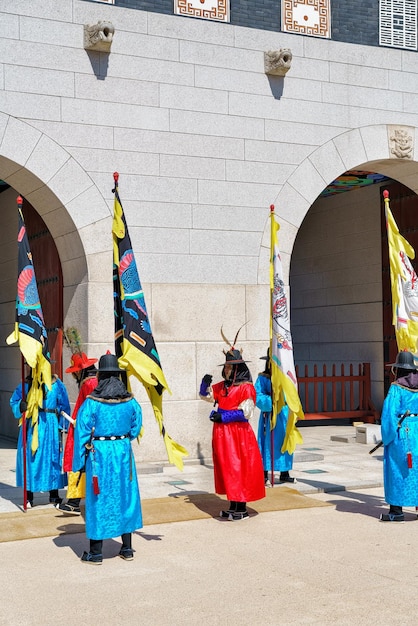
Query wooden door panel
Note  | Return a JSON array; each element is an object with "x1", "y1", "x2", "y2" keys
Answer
[{"x1": 21, "y1": 199, "x2": 63, "y2": 378}]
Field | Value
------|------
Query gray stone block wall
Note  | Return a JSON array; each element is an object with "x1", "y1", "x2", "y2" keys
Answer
[
  {"x1": 331, "y1": 0, "x2": 379, "y2": 47},
  {"x1": 114, "y1": 0, "x2": 173, "y2": 15},
  {"x1": 230, "y1": 0, "x2": 280, "y2": 31}
]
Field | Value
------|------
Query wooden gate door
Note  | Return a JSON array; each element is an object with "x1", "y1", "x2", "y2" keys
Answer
[
  {"x1": 21, "y1": 198, "x2": 63, "y2": 379},
  {"x1": 381, "y1": 181, "x2": 418, "y2": 394}
]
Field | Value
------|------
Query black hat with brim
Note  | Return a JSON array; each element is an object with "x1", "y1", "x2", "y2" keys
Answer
[
  {"x1": 218, "y1": 348, "x2": 250, "y2": 366},
  {"x1": 260, "y1": 347, "x2": 270, "y2": 360},
  {"x1": 97, "y1": 353, "x2": 124, "y2": 372},
  {"x1": 386, "y1": 351, "x2": 418, "y2": 370}
]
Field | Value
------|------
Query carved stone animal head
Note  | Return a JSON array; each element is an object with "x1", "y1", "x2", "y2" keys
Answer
[
  {"x1": 264, "y1": 48, "x2": 293, "y2": 76},
  {"x1": 84, "y1": 21, "x2": 115, "y2": 51}
]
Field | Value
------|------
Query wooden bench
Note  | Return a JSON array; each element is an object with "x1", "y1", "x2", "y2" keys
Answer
[{"x1": 295, "y1": 362, "x2": 378, "y2": 424}]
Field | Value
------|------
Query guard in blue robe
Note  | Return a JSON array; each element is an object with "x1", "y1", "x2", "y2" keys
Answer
[
  {"x1": 10, "y1": 375, "x2": 70, "y2": 507},
  {"x1": 380, "y1": 351, "x2": 418, "y2": 522},
  {"x1": 255, "y1": 350, "x2": 295, "y2": 485},
  {"x1": 72, "y1": 353, "x2": 143, "y2": 564}
]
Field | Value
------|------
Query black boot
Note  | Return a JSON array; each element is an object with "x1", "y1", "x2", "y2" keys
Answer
[
  {"x1": 49, "y1": 489, "x2": 62, "y2": 505},
  {"x1": 279, "y1": 471, "x2": 296, "y2": 484},
  {"x1": 119, "y1": 533, "x2": 134, "y2": 560},
  {"x1": 229, "y1": 502, "x2": 249, "y2": 521},
  {"x1": 26, "y1": 491, "x2": 34, "y2": 508},
  {"x1": 264, "y1": 471, "x2": 272, "y2": 486},
  {"x1": 219, "y1": 501, "x2": 237, "y2": 519},
  {"x1": 81, "y1": 539, "x2": 103, "y2": 564},
  {"x1": 56, "y1": 497, "x2": 81, "y2": 515},
  {"x1": 380, "y1": 505, "x2": 404, "y2": 522}
]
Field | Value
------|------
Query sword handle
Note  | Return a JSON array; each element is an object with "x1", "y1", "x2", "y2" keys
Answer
[{"x1": 369, "y1": 440, "x2": 383, "y2": 455}]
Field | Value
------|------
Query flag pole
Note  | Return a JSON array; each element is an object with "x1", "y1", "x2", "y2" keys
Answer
[
  {"x1": 7, "y1": 194, "x2": 52, "y2": 511},
  {"x1": 17, "y1": 195, "x2": 28, "y2": 512},
  {"x1": 20, "y1": 354, "x2": 28, "y2": 511},
  {"x1": 112, "y1": 170, "x2": 128, "y2": 389},
  {"x1": 269, "y1": 204, "x2": 275, "y2": 488},
  {"x1": 111, "y1": 172, "x2": 188, "y2": 469}
]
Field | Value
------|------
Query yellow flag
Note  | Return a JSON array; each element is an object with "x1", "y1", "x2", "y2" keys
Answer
[
  {"x1": 269, "y1": 206, "x2": 304, "y2": 455},
  {"x1": 6, "y1": 200, "x2": 52, "y2": 453},
  {"x1": 112, "y1": 174, "x2": 188, "y2": 470},
  {"x1": 384, "y1": 190, "x2": 418, "y2": 353}
]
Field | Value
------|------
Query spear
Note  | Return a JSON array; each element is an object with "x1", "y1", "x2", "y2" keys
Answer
[
  {"x1": 20, "y1": 355, "x2": 28, "y2": 511},
  {"x1": 269, "y1": 205, "x2": 275, "y2": 487}
]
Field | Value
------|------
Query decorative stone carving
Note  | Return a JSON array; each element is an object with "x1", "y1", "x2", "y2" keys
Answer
[
  {"x1": 388, "y1": 126, "x2": 414, "y2": 160},
  {"x1": 264, "y1": 49, "x2": 292, "y2": 76},
  {"x1": 282, "y1": 0, "x2": 330, "y2": 39},
  {"x1": 174, "y1": 0, "x2": 230, "y2": 22},
  {"x1": 84, "y1": 21, "x2": 115, "y2": 52}
]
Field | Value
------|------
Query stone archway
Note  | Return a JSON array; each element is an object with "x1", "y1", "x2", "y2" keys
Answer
[
  {"x1": 0, "y1": 113, "x2": 113, "y2": 439},
  {"x1": 262, "y1": 123, "x2": 418, "y2": 410},
  {"x1": 258, "y1": 124, "x2": 418, "y2": 284}
]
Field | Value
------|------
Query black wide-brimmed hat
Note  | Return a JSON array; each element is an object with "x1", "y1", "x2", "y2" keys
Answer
[
  {"x1": 97, "y1": 353, "x2": 124, "y2": 372},
  {"x1": 219, "y1": 324, "x2": 251, "y2": 365},
  {"x1": 218, "y1": 349, "x2": 250, "y2": 366},
  {"x1": 260, "y1": 347, "x2": 270, "y2": 361},
  {"x1": 386, "y1": 351, "x2": 418, "y2": 370}
]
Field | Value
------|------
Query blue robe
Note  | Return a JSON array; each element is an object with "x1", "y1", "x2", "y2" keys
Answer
[
  {"x1": 381, "y1": 376, "x2": 418, "y2": 507},
  {"x1": 10, "y1": 377, "x2": 70, "y2": 492},
  {"x1": 255, "y1": 374, "x2": 292, "y2": 472},
  {"x1": 72, "y1": 395, "x2": 143, "y2": 540}
]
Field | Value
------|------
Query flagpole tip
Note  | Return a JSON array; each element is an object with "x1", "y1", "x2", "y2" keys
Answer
[
  {"x1": 16, "y1": 195, "x2": 23, "y2": 206},
  {"x1": 270, "y1": 204, "x2": 275, "y2": 212},
  {"x1": 113, "y1": 172, "x2": 119, "y2": 183},
  {"x1": 383, "y1": 189, "x2": 389, "y2": 199}
]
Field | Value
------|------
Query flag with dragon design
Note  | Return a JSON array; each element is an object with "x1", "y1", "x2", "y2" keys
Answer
[{"x1": 269, "y1": 206, "x2": 304, "y2": 455}]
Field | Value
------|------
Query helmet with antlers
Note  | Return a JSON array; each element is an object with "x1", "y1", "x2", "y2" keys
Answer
[
  {"x1": 219, "y1": 324, "x2": 250, "y2": 365},
  {"x1": 219, "y1": 325, "x2": 252, "y2": 385}
]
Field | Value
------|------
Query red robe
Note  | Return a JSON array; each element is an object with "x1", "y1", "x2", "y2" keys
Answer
[
  {"x1": 212, "y1": 381, "x2": 265, "y2": 503},
  {"x1": 63, "y1": 375, "x2": 98, "y2": 472}
]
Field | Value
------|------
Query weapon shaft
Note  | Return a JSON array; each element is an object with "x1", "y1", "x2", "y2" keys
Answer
[
  {"x1": 61, "y1": 410, "x2": 75, "y2": 425},
  {"x1": 369, "y1": 411, "x2": 417, "y2": 455},
  {"x1": 369, "y1": 440, "x2": 383, "y2": 455}
]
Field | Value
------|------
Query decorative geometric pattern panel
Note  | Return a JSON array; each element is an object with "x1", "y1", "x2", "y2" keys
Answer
[
  {"x1": 320, "y1": 171, "x2": 390, "y2": 198},
  {"x1": 379, "y1": 0, "x2": 417, "y2": 50},
  {"x1": 174, "y1": 0, "x2": 230, "y2": 22},
  {"x1": 282, "y1": 0, "x2": 330, "y2": 38}
]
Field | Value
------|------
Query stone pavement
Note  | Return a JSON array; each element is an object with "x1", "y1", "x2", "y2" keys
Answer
[
  {"x1": 0, "y1": 424, "x2": 384, "y2": 512},
  {"x1": 2, "y1": 425, "x2": 418, "y2": 625}
]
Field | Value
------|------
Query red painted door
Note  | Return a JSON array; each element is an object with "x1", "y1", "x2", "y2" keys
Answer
[{"x1": 21, "y1": 198, "x2": 63, "y2": 379}]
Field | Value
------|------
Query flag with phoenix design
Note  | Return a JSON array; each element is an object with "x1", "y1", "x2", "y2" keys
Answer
[
  {"x1": 6, "y1": 196, "x2": 52, "y2": 453},
  {"x1": 384, "y1": 189, "x2": 418, "y2": 353},
  {"x1": 269, "y1": 206, "x2": 304, "y2": 455},
  {"x1": 112, "y1": 173, "x2": 188, "y2": 470}
]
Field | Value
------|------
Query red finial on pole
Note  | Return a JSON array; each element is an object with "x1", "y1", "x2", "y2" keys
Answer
[
  {"x1": 270, "y1": 204, "x2": 275, "y2": 213},
  {"x1": 113, "y1": 172, "x2": 119, "y2": 183},
  {"x1": 383, "y1": 189, "x2": 389, "y2": 199},
  {"x1": 17, "y1": 195, "x2": 23, "y2": 207}
]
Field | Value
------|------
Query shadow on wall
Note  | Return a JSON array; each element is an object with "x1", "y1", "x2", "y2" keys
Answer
[{"x1": 267, "y1": 75, "x2": 285, "y2": 99}]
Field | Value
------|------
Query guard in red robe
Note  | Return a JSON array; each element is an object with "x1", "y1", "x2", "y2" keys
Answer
[
  {"x1": 56, "y1": 352, "x2": 98, "y2": 515},
  {"x1": 200, "y1": 339, "x2": 265, "y2": 520}
]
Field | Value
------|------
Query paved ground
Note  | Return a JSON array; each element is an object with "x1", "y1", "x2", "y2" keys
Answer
[
  {"x1": 0, "y1": 424, "x2": 384, "y2": 512},
  {"x1": 1, "y1": 424, "x2": 418, "y2": 625}
]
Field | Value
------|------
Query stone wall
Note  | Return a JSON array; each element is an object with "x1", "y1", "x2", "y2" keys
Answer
[
  {"x1": 1, "y1": 0, "x2": 418, "y2": 459},
  {"x1": 291, "y1": 183, "x2": 385, "y2": 408}
]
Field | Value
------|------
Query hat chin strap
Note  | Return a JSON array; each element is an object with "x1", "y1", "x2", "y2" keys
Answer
[{"x1": 224, "y1": 366, "x2": 237, "y2": 389}]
